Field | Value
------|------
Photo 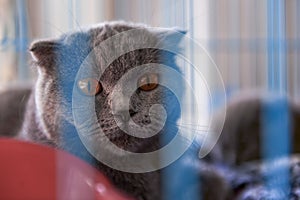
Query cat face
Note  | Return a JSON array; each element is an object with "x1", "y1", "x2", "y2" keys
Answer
[{"x1": 30, "y1": 22, "x2": 184, "y2": 154}]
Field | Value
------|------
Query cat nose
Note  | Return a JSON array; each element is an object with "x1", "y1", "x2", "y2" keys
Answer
[{"x1": 114, "y1": 111, "x2": 130, "y2": 122}]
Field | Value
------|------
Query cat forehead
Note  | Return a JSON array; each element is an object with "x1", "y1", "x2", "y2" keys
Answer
[
  {"x1": 30, "y1": 22, "x2": 186, "y2": 78},
  {"x1": 58, "y1": 23, "x2": 160, "y2": 60},
  {"x1": 60, "y1": 22, "x2": 184, "y2": 53},
  {"x1": 90, "y1": 22, "x2": 156, "y2": 41}
]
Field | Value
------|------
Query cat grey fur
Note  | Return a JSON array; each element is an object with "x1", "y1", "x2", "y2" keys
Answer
[
  {"x1": 21, "y1": 22, "x2": 170, "y2": 200},
  {"x1": 16, "y1": 21, "x2": 210, "y2": 200}
]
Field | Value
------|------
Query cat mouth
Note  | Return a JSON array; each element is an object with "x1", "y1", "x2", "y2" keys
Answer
[{"x1": 101, "y1": 127, "x2": 161, "y2": 153}]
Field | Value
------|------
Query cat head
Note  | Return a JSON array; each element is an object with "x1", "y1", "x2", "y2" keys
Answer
[{"x1": 30, "y1": 22, "x2": 186, "y2": 158}]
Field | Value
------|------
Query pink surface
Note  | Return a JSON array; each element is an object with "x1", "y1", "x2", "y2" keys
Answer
[{"x1": 0, "y1": 139, "x2": 132, "y2": 200}]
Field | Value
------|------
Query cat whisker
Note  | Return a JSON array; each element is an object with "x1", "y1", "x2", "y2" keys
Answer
[
  {"x1": 175, "y1": 121, "x2": 210, "y2": 128},
  {"x1": 64, "y1": 0, "x2": 83, "y2": 33},
  {"x1": 164, "y1": 123, "x2": 202, "y2": 151},
  {"x1": 72, "y1": 106, "x2": 91, "y2": 110},
  {"x1": 177, "y1": 124, "x2": 209, "y2": 131},
  {"x1": 77, "y1": 124, "x2": 101, "y2": 137},
  {"x1": 83, "y1": 129, "x2": 100, "y2": 137},
  {"x1": 166, "y1": 120, "x2": 209, "y2": 134},
  {"x1": 75, "y1": 118, "x2": 97, "y2": 129},
  {"x1": 45, "y1": 21, "x2": 66, "y2": 35}
]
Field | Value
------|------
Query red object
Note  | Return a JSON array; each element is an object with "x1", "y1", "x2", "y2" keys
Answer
[{"x1": 0, "y1": 139, "x2": 133, "y2": 200}]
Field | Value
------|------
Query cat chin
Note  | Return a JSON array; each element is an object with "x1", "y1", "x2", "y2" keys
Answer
[{"x1": 100, "y1": 128, "x2": 160, "y2": 152}]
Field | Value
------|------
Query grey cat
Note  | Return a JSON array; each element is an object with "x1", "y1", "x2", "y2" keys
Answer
[
  {"x1": 21, "y1": 22, "x2": 177, "y2": 200},
  {"x1": 9, "y1": 22, "x2": 220, "y2": 200}
]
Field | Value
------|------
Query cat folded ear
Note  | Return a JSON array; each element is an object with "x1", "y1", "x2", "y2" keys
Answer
[
  {"x1": 154, "y1": 27, "x2": 187, "y2": 50},
  {"x1": 168, "y1": 27, "x2": 187, "y2": 38},
  {"x1": 29, "y1": 40, "x2": 60, "y2": 65}
]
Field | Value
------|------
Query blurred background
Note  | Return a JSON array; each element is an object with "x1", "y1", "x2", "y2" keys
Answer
[
  {"x1": 0, "y1": 0, "x2": 299, "y2": 101},
  {"x1": 0, "y1": 0, "x2": 299, "y2": 199}
]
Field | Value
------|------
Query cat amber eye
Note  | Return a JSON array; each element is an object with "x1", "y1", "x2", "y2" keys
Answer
[
  {"x1": 138, "y1": 73, "x2": 159, "y2": 91},
  {"x1": 77, "y1": 78, "x2": 102, "y2": 96}
]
